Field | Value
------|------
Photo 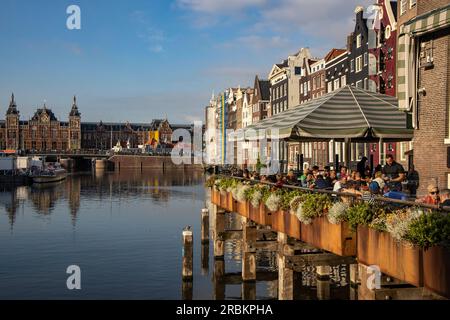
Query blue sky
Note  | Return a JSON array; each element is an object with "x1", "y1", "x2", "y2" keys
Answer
[{"x1": 0, "y1": 0, "x2": 373, "y2": 123}]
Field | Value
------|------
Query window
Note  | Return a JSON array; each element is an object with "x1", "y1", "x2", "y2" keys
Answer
[
  {"x1": 350, "y1": 59, "x2": 355, "y2": 72},
  {"x1": 356, "y1": 80, "x2": 363, "y2": 88},
  {"x1": 364, "y1": 78, "x2": 369, "y2": 90},
  {"x1": 356, "y1": 56, "x2": 363, "y2": 73},
  {"x1": 364, "y1": 52, "x2": 368, "y2": 66},
  {"x1": 334, "y1": 79, "x2": 340, "y2": 90},
  {"x1": 385, "y1": 25, "x2": 391, "y2": 40},
  {"x1": 341, "y1": 75, "x2": 346, "y2": 87},
  {"x1": 400, "y1": 142, "x2": 412, "y2": 161},
  {"x1": 295, "y1": 67, "x2": 301, "y2": 75},
  {"x1": 410, "y1": 0, "x2": 416, "y2": 9},
  {"x1": 400, "y1": 0, "x2": 407, "y2": 15},
  {"x1": 327, "y1": 81, "x2": 333, "y2": 92},
  {"x1": 356, "y1": 34, "x2": 362, "y2": 48}
]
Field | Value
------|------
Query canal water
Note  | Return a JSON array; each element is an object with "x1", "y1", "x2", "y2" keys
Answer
[{"x1": 0, "y1": 170, "x2": 350, "y2": 299}]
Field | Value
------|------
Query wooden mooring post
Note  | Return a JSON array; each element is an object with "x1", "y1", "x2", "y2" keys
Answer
[
  {"x1": 277, "y1": 232, "x2": 295, "y2": 300},
  {"x1": 214, "y1": 207, "x2": 225, "y2": 259},
  {"x1": 182, "y1": 227, "x2": 193, "y2": 300},
  {"x1": 242, "y1": 218, "x2": 257, "y2": 282},
  {"x1": 213, "y1": 259, "x2": 225, "y2": 300},
  {"x1": 201, "y1": 208, "x2": 209, "y2": 244}
]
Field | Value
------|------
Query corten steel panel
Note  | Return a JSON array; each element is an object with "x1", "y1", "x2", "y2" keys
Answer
[
  {"x1": 271, "y1": 210, "x2": 301, "y2": 239},
  {"x1": 301, "y1": 217, "x2": 356, "y2": 257},
  {"x1": 259, "y1": 203, "x2": 271, "y2": 227},
  {"x1": 236, "y1": 200, "x2": 249, "y2": 218},
  {"x1": 423, "y1": 246, "x2": 450, "y2": 299},
  {"x1": 212, "y1": 189, "x2": 220, "y2": 205},
  {"x1": 357, "y1": 226, "x2": 423, "y2": 287},
  {"x1": 249, "y1": 203, "x2": 260, "y2": 223},
  {"x1": 226, "y1": 193, "x2": 235, "y2": 212}
]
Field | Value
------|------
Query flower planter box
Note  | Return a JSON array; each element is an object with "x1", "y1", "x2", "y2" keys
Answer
[
  {"x1": 271, "y1": 210, "x2": 301, "y2": 239},
  {"x1": 212, "y1": 188, "x2": 220, "y2": 205},
  {"x1": 218, "y1": 192, "x2": 235, "y2": 212},
  {"x1": 423, "y1": 246, "x2": 450, "y2": 299},
  {"x1": 235, "y1": 199, "x2": 249, "y2": 218},
  {"x1": 301, "y1": 216, "x2": 356, "y2": 257},
  {"x1": 357, "y1": 226, "x2": 423, "y2": 287},
  {"x1": 248, "y1": 203, "x2": 271, "y2": 226}
]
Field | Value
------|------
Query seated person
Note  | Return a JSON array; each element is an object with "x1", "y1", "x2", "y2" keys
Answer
[
  {"x1": 417, "y1": 183, "x2": 449, "y2": 205},
  {"x1": 285, "y1": 170, "x2": 298, "y2": 185},
  {"x1": 314, "y1": 175, "x2": 332, "y2": 189}
]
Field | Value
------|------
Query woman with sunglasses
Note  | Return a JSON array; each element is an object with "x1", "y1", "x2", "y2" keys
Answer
[{"x1": 417, "y1": 183, "x2": 447, "y2": 205}]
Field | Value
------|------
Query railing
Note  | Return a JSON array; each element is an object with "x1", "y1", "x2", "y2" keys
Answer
[{"x1": 215, "y1": 174, "x2": 450, "y2": 212}]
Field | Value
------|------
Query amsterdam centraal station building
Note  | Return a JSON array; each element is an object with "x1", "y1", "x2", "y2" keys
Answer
[{"x1": 0, "y1": 94, "x2": 193, "y2": 152}]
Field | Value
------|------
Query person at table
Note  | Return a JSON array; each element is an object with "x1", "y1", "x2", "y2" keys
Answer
[
  {"x1": 417, "y1": 183, "x2": 449, "y2": 205},
  {"x1": 382, "y1": 154, "x2": 406, "y2": 192}
]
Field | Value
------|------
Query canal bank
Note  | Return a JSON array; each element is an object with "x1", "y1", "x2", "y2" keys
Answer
[{"x1": 108, "y1": 155, "x2": 203, "y2": 171}]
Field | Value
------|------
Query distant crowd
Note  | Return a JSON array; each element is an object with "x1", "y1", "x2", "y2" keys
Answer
[{"x1": 225, "y1": 154, "x2": 448, "y2": 206}]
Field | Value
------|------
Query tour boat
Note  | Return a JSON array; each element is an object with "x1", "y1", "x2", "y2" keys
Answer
[{"x1": 31, "y1": 163, "x2": 67, "y2": 184}]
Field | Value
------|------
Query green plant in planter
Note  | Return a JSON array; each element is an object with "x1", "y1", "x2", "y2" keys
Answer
[
  {"x1": 249, "y1": 185, "x2": 267, "y2": 208},
  {"x1": 280, "y1": 190, "x2": 304, "y2": 211},
  {"x1": 261, "y1": 186, "x2": 273, "y2": 204},
  {"x1": 244, "y1": 186, "x2": 256, "y2": 201},
  {"x1": 327, "y1": 201, "x2": 350, "y2": 225},
  {"x1": 265, "y1": 190, "x2": 283, "y2": 212},
  {"x1": 345, "y1": 202, "x2": 373, "y2": 231},
  {"x1": 404, "y1": 212, "x2": 450, "y2": 249},
  {"x1": 205, "y1": 175, "x2": 216, "y2": 188},
  {"x1": 297, "y1": 193, "x2": 332, "y2": 224}
]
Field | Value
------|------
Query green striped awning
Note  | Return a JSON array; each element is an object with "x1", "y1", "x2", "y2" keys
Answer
[
  {"x1": 397, "y1": 4, "x2": 450, "y2": 110},
  {"x1": 401, "y1": 4, "x2": 450, "y2": 36},
  {"x1": 240, "y1": 86, "x2": 412, "y2": 141}
]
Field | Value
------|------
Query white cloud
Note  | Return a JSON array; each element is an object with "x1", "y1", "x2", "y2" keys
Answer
[
  {"x1": 131, "y1": 10, "x2": 167, "y2": 54},
  {"x1": 259, "y1": 0, "x2": 374, "y2": 42},
  {"x1": 220, "y1": 35, "x2": 289, "y2": 50},
  {"x1": 176, "y1": 0, "x2": 266, "y2": 13}
]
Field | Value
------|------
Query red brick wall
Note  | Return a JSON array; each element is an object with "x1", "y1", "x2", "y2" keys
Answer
[
  {"x1": 418, "y1": 0, "x2": 450, "y2": 15},
  {"x1": 414, "y1": 28, "x2": 450, "y2": 196}
]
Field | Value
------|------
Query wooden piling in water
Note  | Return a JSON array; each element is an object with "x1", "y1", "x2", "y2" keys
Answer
[
  {"x1": 201, "y1": 208, "x2": 209, "y2": 244},
  {"x1": 278, "y1": 232, "x2": 294, "y2": 300},
  {"x1": 201, "y1": 242, "x2": 209, "y2": 276},
  {"x1": 242, "y1": 219, "x2": 257, "y2": 282},
  {"x1": 316, "y1": 266, "x2": 332, "y2": 280},
  {"x1": 242, "y1": 281, "x2": 256, "y2": 300},
  {"x1": 182, "y1": 228, "x2": 193, "y2": 281},
  {"x1": 182, "y1": 280, "x2": 193, "y2": 300},
  {"x1": 213, "y1": 259, "x2": 225, "y2": 300},
  {"x1": 214, "y1": 207, "x2": 225, "y2": 259}
]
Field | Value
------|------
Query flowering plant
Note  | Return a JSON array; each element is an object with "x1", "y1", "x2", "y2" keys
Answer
[
  {"x1": 265, "y1": 193, "x2": 282, "y2": 212},
  {"x1": 327, "y1": 202, "x2": 350, "y2": 225}
]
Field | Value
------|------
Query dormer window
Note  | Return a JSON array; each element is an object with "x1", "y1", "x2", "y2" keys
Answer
[{"x1": 356, "y1": 34, "x2": 362, "y2": 48}]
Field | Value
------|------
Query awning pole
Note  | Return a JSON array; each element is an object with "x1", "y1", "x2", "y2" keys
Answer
[
  {"x1": 379, "y1": 137, "x2": 384, "y2": 167},
  {"x1": 345, "y1": 138, "x2": 351, "y2": 170}
]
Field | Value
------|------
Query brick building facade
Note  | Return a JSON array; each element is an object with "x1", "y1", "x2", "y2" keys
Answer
[
  {"x1": 0, "y1": 94, "x2": 81, "y2": 152},
  {"x1": 397, "y1": 1, "x2": 450, "y2": 196},
  {"x1": 1, "y1": 94, "x2": 193, "y2": 153}
]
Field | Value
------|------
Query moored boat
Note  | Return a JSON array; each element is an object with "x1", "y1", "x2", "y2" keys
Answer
[{"x1": 31, "y1": 163, "x2": 67, "y2": 184}]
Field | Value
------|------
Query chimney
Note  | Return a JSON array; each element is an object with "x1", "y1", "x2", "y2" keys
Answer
[{"x1": 347, "y1": 33, "x2": 354, "y2": 52}]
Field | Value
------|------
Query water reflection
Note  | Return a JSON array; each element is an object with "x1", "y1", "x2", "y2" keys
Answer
[
  {"x1": 0, "y1": 169, "x2": 204, "y2": 228},
  {"x1": 0, "y1": 170, "x2": 352, "y2": 300}
]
